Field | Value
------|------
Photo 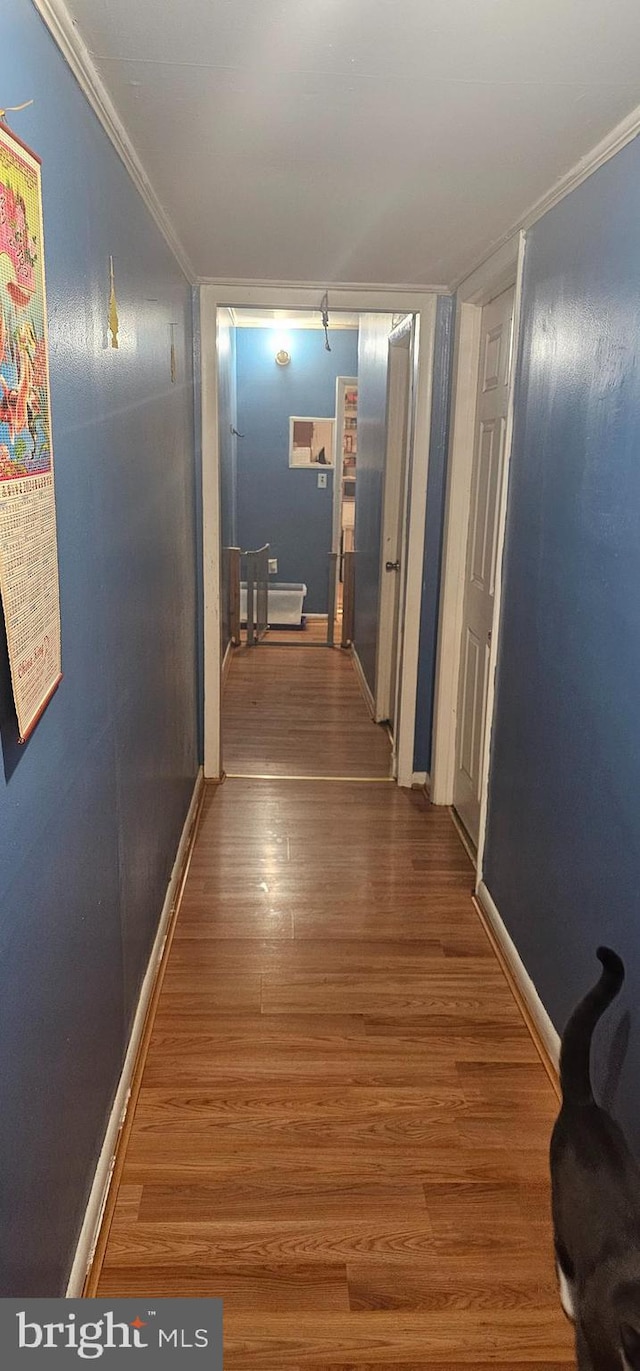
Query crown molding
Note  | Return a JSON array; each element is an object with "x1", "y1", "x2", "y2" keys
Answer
[
  {"x1": 31, "y1": 0, "x2": 196, "y2": 283},
  {"x1": 198, "y1": 276, "x2": 451, "y2": 295},
  {"x1": 228, "y1": 307, "x2": 362, "y2": 330},
  {"x1": 451, "y1": 101, "x2": 640, "y2": 293}
]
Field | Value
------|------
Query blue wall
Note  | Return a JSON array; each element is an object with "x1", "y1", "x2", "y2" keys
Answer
[
  {"x1": 484, "y1": 135, "x2": 640, "y2": 1144},
  {"x1": 236, "y1": 327, "x2": 358, "y2": 614},
  {"x1": 414, "y1": 295, "x2": 455, "y2": 774},
  {"x1": 353, "y1": 314, "x2": 394, "y2": 690},
  {"x1": 1, "y1": 4, "x2": 198, "y2": 1293}
]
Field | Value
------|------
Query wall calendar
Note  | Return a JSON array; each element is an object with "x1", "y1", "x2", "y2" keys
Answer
[{"x1": 0, "y1": 121, "x2": 61, "y2": 741}]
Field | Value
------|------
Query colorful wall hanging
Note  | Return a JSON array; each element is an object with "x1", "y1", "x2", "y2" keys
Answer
[{"x1": 0, "y1": 121, "x2": 61, "y2": 740}]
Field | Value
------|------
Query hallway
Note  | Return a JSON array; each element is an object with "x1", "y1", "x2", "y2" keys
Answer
[{"x1": 94, "y1": 647, "x2": 572, "y2": 1366}]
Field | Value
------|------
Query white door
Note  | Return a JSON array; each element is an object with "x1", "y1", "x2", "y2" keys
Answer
[
  {"x1": 375, "y1": 319, "x2": 412, "y2": 732},
  {"x1": 453, "y1": 286, "x2": 514, "y2": 844}
]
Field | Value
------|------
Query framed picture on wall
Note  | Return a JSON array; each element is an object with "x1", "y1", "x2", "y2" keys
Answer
[{"x1": 289, "y1": 416, "x2": 335, "y2": 468}]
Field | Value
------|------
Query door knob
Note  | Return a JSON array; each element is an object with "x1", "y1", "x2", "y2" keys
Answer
[{"x1": 385, "y1": 560, "x2": 400, "y2": 572}]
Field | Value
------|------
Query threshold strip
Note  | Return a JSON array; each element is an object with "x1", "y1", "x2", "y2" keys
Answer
[{"x1": 225, "y1": 772, "x2": 394, "y2": 783}]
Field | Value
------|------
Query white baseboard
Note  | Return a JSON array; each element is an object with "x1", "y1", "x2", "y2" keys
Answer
[
  {"x1": 222, "y1": 638, "x2": 233, "y2": 684},
  {"x1": 411, "y1": 771, "x2": 428, "y2": 787},
  {"x1": 65, "y1": 767, "x2": 205, "y2": 1296},
  {"x1": 475, "y1": 879, "x2": 560, "y2": 1072},
  {"x1": 351, "y1": 645, "x2": 376, "y2": 718}
]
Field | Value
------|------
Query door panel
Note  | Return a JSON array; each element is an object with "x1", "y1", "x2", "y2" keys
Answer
[
  {"x1": 375, "y1": 320, "x2": 412, "y2": 734},
  {"x1": 453, "y1": 287, "x2": 514, "y2": 844},
  {"x1": 459, "y1": 628, "x2": 483, "y2": 784}
]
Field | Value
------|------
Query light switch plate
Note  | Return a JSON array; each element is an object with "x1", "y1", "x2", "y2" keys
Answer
[
  {"x1": 317, "y1": 471, "x2": 328, "y2": 489},
  {"x1": 268, "y1": 558, "x2": 278, "y2": 574}
]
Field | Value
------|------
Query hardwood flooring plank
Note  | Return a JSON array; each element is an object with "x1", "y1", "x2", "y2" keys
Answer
[
  {"x1": 137, "y1": 1181, "x2": 429, "y2": 1224},
  {"x1": 218, "y1": 1311, "x2": 573, "y2": 1365},
  {"x1": 347, "y1": 1259, "x2": 558, "y2": 1311},
  {"x1": 261, "y1": 972, "x2": 520, "y2": 1020},
  {"x1": 165, "y1": 942, "x2": 482, "y2": 975},
  {"x1": 100, "y1": 1220, "x2": 438, "y2": 1268},
  {"x1": 304, "y1": 1364, "x2": 571, "y2": 1371},
  {"x1": 132, "y1": 1083, "x2": 467, "y2": 1123},
  {"x1": 98, "y1": 1262, "x2": 350, "y2": 1310}
]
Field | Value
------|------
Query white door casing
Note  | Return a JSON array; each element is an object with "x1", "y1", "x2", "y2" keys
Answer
[
  {"x1": 431, "y1": 234, "x2": 524, "y2": 835},
  {"x1": 375, "y1": 318, "x2": 412, "y2": 730},
  {"x1": 200, "y1": 284, "x2": 437, "y2": 783},
  {"x1": 452, "y1": 286, "x2": 514, "y2": 844}
]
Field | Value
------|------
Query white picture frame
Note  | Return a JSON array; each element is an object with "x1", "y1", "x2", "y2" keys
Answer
[{"x1": 289, "y1": 416, "x2": 335, "y2": 468}]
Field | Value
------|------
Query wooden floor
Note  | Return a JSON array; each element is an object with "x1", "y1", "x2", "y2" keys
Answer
[
  {"x1": 96, "y1": 648, "x2": 572, "y2": 1367},
  {"x1": 262, "y1": 616, "x2": 339, "y2": 645},
  {"x1": 223, "y1": 643, "x2": 392, "y2": 778}
]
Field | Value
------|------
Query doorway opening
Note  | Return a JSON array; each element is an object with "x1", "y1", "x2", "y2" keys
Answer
[
  {"x1": 200, "y1": 286, "x2": 438, "y2": 785},
  {"x1": 219, "y1": 307, "x2": 360, "y2": 658},
  {"x1": 431, "y1": 235, "x2": 525, "y2": 873}
]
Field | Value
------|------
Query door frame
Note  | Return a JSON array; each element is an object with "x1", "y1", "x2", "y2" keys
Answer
[
  {"x1": 374, "y1": 316, "x2": 412, "y2": 731},
  {"x1": 330, "y1": 375, "x2": 358, "y2": 622},
  {"x1": 430, "y1": 233, "x2": 526, "y2": 880},
  {"x1": 200, "y1": 284, "x2": 438, "y2": 782}
]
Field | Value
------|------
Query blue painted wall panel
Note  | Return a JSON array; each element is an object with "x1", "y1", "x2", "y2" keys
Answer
[
  {"x1": 414, "y1": 296, "x2": 455, "y2": 773},
  {"x1": 0, "y1": 3, "x2": 198, "y2": 1292},
  {"x1": 219, "y1": 315, "x2": 238, "y2": 554},
  {"x1": 236, "y1": 328, "x2": 358, "y2": 614},
  {"x1": 353, "y1": 315, "x2": 394, "y2": 691},
  {"x1": 484, "y1": 135, "x2": 640, "y2": 1144}
]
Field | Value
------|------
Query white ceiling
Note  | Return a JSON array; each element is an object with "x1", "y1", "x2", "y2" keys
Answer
[{"x1": 64, "y1": 0, "x2": 640, "y2": 288}]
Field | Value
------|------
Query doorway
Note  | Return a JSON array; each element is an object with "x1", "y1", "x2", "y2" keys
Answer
[
  {"x1": 220, "y1": 308, "x2": 360, "y2": 657},
  {"x1": 452, "y1": 285, "x2": 514, "y2": 845},
  {"x1": 431, "y1": 235, "x2": 525, "y2": 864},
  {"x1": 200, "y1": 286, "x2": 438, "y2": 782},
  {"x1": 375, "y1": 316, "x2": 413, "y2": 749}
]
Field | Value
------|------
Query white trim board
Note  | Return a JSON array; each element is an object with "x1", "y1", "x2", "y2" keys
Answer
[
  {"x1": 351, "y1": 645, "x2": 376, "y2": 719},
  {"x1": 31, "y1": 0, "x2": 195, "y2": 282},
  {"x1": 394, "y1": 300, "x2": 437, "y2": 789},
  {"x1": 476, "y1": 237, "x2": 527, "y2": 884},
  {"x1": 65, "y1": 769, "x2": 204, "y2": 1296},
  {"x1": 201, "y1": 284, "x2": 442, "y2": 781},
  {"x1": 475, "y1": 879, "x2": 560, "y2": 1072},
  {"x1": 201, "y1": 290, "x2": 223, "y2": 778},
  {"x1": 221, "y1": 639, "x2": 234, "y2": 685},
  {"x1": 375, "y1": 327, "x2": 411, "y2": 726},
  {"x1": 431, "y1": 234, "x2": 524, "y2": 819},
  {"x1": 201, "y1": 285, "x2": 443, "y2": 312},
  {"x1": 199, "y1": 278, "x2": 450, "y2": 295}
]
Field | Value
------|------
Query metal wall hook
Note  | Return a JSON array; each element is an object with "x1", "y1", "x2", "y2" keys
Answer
[{"x1": 230, "y1": 425, "x2": 245, "y2": 438}]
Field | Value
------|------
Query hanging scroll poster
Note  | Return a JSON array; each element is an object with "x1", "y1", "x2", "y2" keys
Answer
[{"x1": 0, "y1": 122, "x2": 61, "y2": 741}]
